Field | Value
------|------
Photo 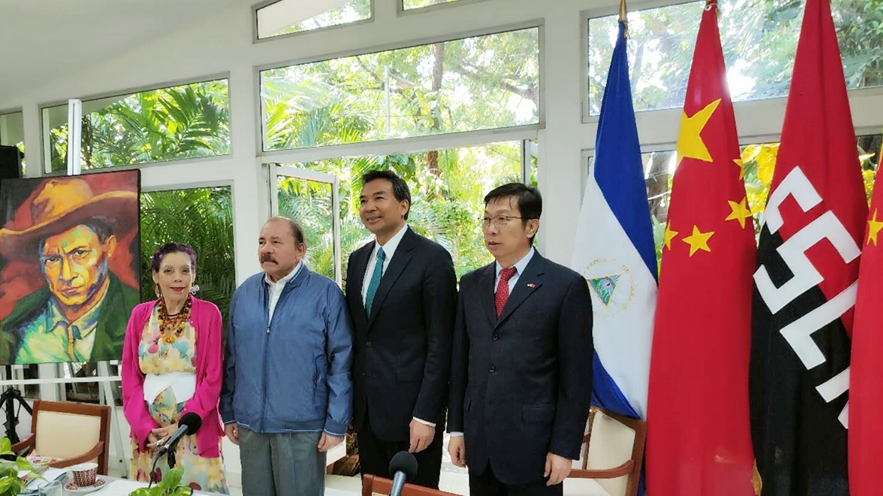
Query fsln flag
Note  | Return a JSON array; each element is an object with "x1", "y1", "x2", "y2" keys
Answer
[
  {"x1": 849, "y1": 154, "x2": 883, "y2": 496},
  {"x1": 646, "y1": 2, "x2": 757, "y2": 495},
  {"x1": 748, "y1": 0, "x2": 867, "y2": 494},
  {"x1": 572, "y1": 20, "x2": 655, "y2": 421}
]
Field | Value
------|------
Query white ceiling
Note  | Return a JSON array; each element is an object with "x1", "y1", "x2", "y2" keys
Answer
[{"x1": 0, "y1": 0, "x2": 253, "y2": 104}]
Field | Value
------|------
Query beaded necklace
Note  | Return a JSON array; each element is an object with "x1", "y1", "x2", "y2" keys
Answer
[{"x1": 158, "y1": 296, "x2": 192, "y2": 344}]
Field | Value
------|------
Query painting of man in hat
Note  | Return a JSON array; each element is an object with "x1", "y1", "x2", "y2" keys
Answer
[{"x1": 0, "y1": 171, "x2": 141, "y2": 364}]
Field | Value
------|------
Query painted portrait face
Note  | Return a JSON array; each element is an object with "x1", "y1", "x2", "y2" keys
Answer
[{"x1": 39, "y1": 224, "x2": 117, "y2": 309}]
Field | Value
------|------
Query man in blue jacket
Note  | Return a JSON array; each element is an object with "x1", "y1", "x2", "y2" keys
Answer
[{"x1": 220, "y1": 216, "x2": 354, "y2": 496}]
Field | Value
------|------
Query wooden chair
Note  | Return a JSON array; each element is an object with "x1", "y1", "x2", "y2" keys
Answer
[
  {"x1": 12, "y1": 399, "x2": 111, "y2": 474},
  {"x1": 564, "y1": 407, "x2": 646, "y2": 496},
  {"x1": 362, "y1": 474, "x2": 461, "y2": 496}
]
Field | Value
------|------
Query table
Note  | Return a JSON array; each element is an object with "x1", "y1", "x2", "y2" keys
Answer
[{"x1": 74, "y1": 477, "x2": 357, "y2": 496}]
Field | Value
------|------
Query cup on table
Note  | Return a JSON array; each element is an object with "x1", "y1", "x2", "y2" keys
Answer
[{"x1": 70, "y1": 462, "x2": 98, "y2": 486}]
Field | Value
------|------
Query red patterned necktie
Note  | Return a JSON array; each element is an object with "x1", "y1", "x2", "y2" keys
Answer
[{"x1": 495, "y1": 267, "x2": 517, "y2": 318}]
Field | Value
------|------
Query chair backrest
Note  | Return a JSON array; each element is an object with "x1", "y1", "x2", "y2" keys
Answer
[
  {"x1": 30, "y1": 400, "x2": 111, "y2": 474},
  {"x1": 578, "y1": 407, "x2": 646, "y2": 496},
  {"x1": 362, "y1": 475, "x2": 458, "y2": 496}
]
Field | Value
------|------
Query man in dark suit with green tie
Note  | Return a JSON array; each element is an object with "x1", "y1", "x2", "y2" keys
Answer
[{"x1": 345, "y1": 170, "x2": 457, "y2": 488}]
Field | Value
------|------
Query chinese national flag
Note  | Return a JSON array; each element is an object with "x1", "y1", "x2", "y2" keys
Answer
[
  {"x1": 646, "y1": 2, "x2": 757, "y2": 495},
  {"x1": 849, "y1": 154, "x2": 883, "y2": 496},
  {"x1": 749, "y1": 0, "x2": 865, "y2": 494}
]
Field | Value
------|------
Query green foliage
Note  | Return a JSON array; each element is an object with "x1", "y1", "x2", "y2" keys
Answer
[
  {"x1": 268, "y1": 0, "x2": 371, "y2": 36},
  {"x1": 128, "y1": 467, "x2": 192, "y2": 496},
  {"x1": 262, "y1": 27, "x2": 539, "y2": 150},
  {"x1": 0, "y1": 437, "x2": 43, "y2": 496},
  {"x1": 588, "y1": 0, "x2": 883, "y2": 115},
  {"x1": 49, "y1": 80, "x2": 230, "y2": 172}
]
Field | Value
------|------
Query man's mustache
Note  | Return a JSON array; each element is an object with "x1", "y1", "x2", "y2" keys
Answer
[{"x1": 260, "y1": 254, "x2": 276, "y2": 264}]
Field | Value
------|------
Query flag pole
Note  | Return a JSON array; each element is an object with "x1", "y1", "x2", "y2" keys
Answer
[{"x1": 619, "y1": 0, "x2": 628, "y2": 37}]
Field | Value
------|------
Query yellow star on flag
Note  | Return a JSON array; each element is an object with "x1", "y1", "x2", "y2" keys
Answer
[
  {"x1": 676, "y1": 99, "x2": 721, "y2": 164},
  {"x1": 682, "y1": 225, "x2": 714, "y2": 256},
  {"x1": 663, "y1": 223, "x2": 678, "y2": 250},
  {"x1": 726, "y1": 197, "x2": 753, "y2": 229},
  {"x1": 868, "y1": 209, "x2": 883, "y2": 246},
  {"x1": 733, "y1": 158, "x2": 745, "y2": 180}
]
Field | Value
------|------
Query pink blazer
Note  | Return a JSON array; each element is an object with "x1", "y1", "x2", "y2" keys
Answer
[{"x1": 121, "y1": 297, "x2": 224, "y2": 458}]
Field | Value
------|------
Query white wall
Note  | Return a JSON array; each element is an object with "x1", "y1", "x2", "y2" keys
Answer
[{"x1": 1, "y1": 0, "x2": 882, "y2": 484}]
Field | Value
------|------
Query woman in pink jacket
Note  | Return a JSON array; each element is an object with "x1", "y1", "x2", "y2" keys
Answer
[{"x1": 121, "y1": 243, "x2": 228, "y2": 493}]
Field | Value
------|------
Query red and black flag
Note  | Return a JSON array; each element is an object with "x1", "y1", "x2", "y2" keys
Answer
[{"x1": 749, "y1": 0, "x2": 867, "y2": 494}]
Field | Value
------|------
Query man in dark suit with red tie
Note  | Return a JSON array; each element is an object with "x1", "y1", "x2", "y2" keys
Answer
[
  {"x1": 345, "y1": 170, "x2": 457, "y2": 488},
  {"x1": 448, "y1": 183, "x2": 593, "y2": 496}
]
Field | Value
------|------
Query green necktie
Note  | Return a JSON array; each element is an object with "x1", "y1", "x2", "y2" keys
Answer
[{"x1": 365, "y1": 247, "x2": 386, "y2": 316}]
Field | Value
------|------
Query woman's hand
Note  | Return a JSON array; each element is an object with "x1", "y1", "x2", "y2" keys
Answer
[
  {"x1": 150, "y1": 425, "x2": 179, "y2": 449},
  {"x1": 146, "y1": 432, "x2": 161, "y2": 450}
]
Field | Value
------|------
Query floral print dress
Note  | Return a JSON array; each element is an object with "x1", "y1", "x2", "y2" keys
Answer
[{"x1": 130, "y1": 306, "x2": 228, "y2": 493}]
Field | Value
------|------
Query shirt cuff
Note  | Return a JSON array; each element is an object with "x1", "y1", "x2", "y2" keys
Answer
[
  {"x1": 413, "y1": 417, "x2": 436, "y2": 427},
  {"x1": 324, "y1": 429, "x2": 346, "y2": 438},
  {"x1": 449, "y1": 432, "x2": 464, "y2": 437}
]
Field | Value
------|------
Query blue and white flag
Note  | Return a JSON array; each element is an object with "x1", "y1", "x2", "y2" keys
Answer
[{"x1": 572, "y1": 21, "x2": 656, "y2": 420}]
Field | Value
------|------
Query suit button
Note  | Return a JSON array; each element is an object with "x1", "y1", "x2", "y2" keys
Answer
[
  {"x1": 492, "y1": 334, "x2": 499, "y2": 341},
  {"x1": 361, "y1": 372, "x2": 366, "y2": 377},
  {"x1": 366, "y1": 341, "x2": 372, "y2": 347},
  {"x1": 489, "y1": 365, "x2": 496, "y2": 373}
]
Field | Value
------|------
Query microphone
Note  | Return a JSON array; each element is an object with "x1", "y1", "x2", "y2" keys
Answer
[
  {"x1": 156, "y1": 412, "x2": 202, "y2": 457},
  {"x1": 389, "y1": 451, "x2": 419, "y2": 496}
]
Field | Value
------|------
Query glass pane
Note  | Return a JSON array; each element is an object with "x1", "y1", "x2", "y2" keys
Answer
[
  {"x1": 403, "y1": 0, "x2": 461, "y2": 10},
  {"x1": 257, "y1": 0, "x2": 372, "y2": 39},
  {"x1": 276, "y1": 177, "x2": 336, "y2": 281},
  {"x1": 590, "y1": 133, "x2": 883, "y2": 264},
  {"x1": 44, "y1": 79, "x2": 230, "y2": 172},
  {"x1": 139, "y1": 187, "x2": 235, "y2": 320},
  {"x1": 261, "y1": 28, "x2": 540, "y2": 150},
  {"x1": 282, "y1": 141, "x2": 522, "y2": 279},
  {"x1": 0, "y1": 111, "x2": 25, "y2": 176},
  {"x1": 587, "y1": 0, "x2": 883, "y2": 116}
]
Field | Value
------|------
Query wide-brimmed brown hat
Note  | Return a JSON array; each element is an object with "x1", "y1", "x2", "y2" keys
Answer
[{"x1": 0, "y1": 178, "x2": 137, "y2": 261}]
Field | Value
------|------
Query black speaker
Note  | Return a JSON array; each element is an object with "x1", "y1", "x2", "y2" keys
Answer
[{"x1": 0, "y1": 146, "x2": 22, "y2": 181}]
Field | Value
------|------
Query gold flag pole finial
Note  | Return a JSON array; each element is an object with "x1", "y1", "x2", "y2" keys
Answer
[{"x1": 619, "y1": 0, "x2": 628, "y2": 37}]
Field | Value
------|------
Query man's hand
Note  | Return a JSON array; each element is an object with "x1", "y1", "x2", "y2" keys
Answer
[
  {"x1": 409, "y1": 420, "x2": 436, "y2": 453},
  {"x1": 544, "y1": 452, "x2": 572, "y2": 486},
  {"x1": 447, "y1": 436, "x2": 466, "y2": 467},
  {"x1": 318, "y1": 433, "x2": 344, "y2": 452},
  {"x1": 225, "y1": 423, "x2": 239, "y2": 445},
  {"x1": 150, "y1": 425, "x2": 178, "y2": 449}
]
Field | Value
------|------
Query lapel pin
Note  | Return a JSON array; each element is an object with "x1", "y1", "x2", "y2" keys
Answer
[{"x1": 527, "y1": 283, "x2": 536, "y2": 289}]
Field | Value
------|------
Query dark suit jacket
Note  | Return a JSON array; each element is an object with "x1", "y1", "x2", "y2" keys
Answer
[
  {"x1": 0, "y1": 273, "x2": 140, "y2": 364},
  {"x1": 448, "y1": 252, "x2": 593, "y2": 485},
  {"x1": 346, "y1": 227, "x2": 457, "y2": 442}
]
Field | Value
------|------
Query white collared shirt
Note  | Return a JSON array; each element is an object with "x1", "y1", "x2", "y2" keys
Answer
[
  {"x1": 494, "y1": 247, "x2": 536, "y2": 294},
  {"x1": 265, "y1": 262, "x2": 302, "y2": 322},
  {"x1": 361, "y1": 223, "x2": 409, "y2": 306}
]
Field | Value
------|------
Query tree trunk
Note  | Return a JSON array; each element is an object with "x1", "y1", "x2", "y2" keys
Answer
[
  {"x1": 646, "y1": 151, "x2": 674, "y2": 223},
  {"x1": 426, "y1": 40, "x2": 445, "y2": 177}
]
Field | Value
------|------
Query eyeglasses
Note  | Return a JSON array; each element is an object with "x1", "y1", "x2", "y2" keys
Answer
[{"x1": 481, "y1": 215, "x2": 524, "y2": 228}]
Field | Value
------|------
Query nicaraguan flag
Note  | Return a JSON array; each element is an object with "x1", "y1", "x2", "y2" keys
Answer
[{"x1": 572, "y1": 21, "x2": 656, "y2": 420}]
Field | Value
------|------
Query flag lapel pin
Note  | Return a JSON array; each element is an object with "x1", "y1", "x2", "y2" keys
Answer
[{"x1": 526, "y1": 283, "x2": 536, "y2": 289}]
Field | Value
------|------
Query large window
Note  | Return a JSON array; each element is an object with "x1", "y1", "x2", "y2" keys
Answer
[
  {"x1": 402, "y1": 0, "x2": 463, "y2": 10},
  {"x1": 0, "y1": 111, "x2": 25, "y2": 175},
  {"x1": 261, "y1": 27, "x2": 540, "y2": 150},
  {"x1": 43, "y1": 79, "x2": 230, "y2": 173},
  {"x1": 139, "y1": 187, "x2": 235, "y2": 319},
  {"x1": 256, "y1": 0, "x2": 372, "y2": 39},
  {"x1": 586, "y1": 0, "x2": 883, "y2": 116},
  {"x1": 274, "y1": 140, "x2": 527, "y2": 279},
  {"x1": 594, "y1": 133, "x2": 883, "y2": 263}
]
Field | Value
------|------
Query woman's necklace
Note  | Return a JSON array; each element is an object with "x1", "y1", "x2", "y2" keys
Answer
[{"x1": 158, "y1": 296, "x2": 192, "y2": 344}]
